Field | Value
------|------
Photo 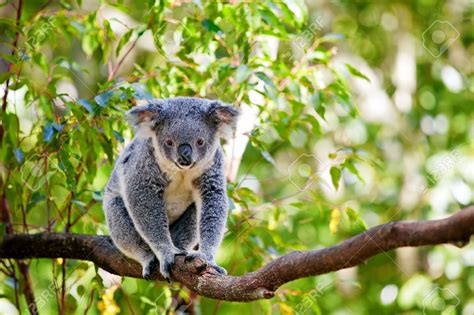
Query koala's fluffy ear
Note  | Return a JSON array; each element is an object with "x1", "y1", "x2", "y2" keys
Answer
[
  {"x1": 126, "y1": 103, "x2": 162, "y2": 136},
  {"x1": 207, "y1": 101, "x2": 240, "y2": 139}
]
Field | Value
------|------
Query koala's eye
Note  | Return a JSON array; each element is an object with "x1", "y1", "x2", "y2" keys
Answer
[
  {"x1": 196, "y1": 138, "x2": 205, "y2": 146},
  {"x1": 165, "y1": 139, "x2": 174, "y2": 147}
]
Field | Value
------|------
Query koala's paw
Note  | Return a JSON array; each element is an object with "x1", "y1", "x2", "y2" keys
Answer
[
  {"x1": 184, "y1": 251, "x2": 208, "y2": 272},
  {"x1": 157, "y1": 249, "x2": 187, "y2": 282},
  {"x1": 142, "y1": 256, "x2": 159, "y2": 280},
  {"x1": 184, "y1": 252, "x2": 226, "y2": 275}
]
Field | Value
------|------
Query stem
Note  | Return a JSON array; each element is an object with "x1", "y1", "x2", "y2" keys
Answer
[
  {"x1": 107, "y1": 12, "x2": 155, "y2": 81},
  {"x1": 18, "y1": 261, "x2": 38, "y2": 315},
  {"x1": 1, "y1": 2, "x2": 38, "y2": 312},
  {"x1": 60, "y1": 260, "x2": 66, "y2": 315}
]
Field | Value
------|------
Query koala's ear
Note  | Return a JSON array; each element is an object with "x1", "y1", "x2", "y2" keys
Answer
[
  {"x1": 126, "y1": 103, "x2": 162, "y2": 134},
  {"x1": 207, "y1": 101, "x2": 240, "y2": 138}
]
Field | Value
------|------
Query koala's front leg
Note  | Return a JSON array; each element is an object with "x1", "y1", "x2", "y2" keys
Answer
[
  {"x1": 124, "y1": 177, "x2": 185, "y2": 281},
  {"x1": 188, "y1": 170, "x2": 228, "y2": 275}
]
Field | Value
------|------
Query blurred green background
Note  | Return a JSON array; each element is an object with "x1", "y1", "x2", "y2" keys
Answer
[{"x1": 0, "y1": 0, "x2": 472, "y2": 314}]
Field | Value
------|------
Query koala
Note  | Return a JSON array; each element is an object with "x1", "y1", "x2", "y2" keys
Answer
[{"x1": 103, "y1": 97, "x2": 239, "y2": 281}]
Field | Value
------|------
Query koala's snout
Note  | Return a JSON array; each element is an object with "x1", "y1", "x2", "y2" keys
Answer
[{"x1": 177, "y1": 144, "x2": 193, "y2": 166}]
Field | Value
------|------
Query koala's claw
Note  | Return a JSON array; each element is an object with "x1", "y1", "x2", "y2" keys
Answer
[
  {"x1": 159, "y1": 257, "x2": 174, "y2": 281},
  {"x1": 143, "y1": 271, "x2": 152, "y2": 280},
  {"x1": 157, "y1": 249, "x2": 188, "y2": 281},
  {"x1": 209, "y1": 264, "x2": 227, "y2": 275},
  {"x1": 142, "y1": 256, "x2": 159, "y2": 280}
]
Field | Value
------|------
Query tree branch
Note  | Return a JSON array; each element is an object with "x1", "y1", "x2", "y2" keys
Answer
[{"x1": 1, "y1": 206, "x2": 473, "y2": 302}]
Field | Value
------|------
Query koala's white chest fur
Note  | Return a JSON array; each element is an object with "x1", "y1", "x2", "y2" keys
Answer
[{"x1": 164, "y1": 171, "x2": 196, "y2": 224}]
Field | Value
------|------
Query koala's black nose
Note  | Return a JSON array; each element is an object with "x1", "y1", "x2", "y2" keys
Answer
[{"x1": 177, "y1": 144, "x2": 193, "y2": 166}]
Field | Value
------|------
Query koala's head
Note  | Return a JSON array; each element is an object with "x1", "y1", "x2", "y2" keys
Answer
[{"x1": 127, "y1": 97, "x2": 239, "y2": 170}]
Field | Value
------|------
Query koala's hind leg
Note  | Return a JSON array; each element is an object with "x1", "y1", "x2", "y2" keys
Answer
[
  {"x1": 170, "y1": 203, "x2": 198, "y2": 251},
  {"x1": 104, "y1": 196, "x2": 157, "y2": 279}
]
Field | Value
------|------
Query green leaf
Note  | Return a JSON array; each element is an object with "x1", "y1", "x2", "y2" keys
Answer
[
  {"x1": 0, "y1": 71, "x2": 11, "y2": 84},
  {"x1": 330, "y1": 166, "x2": 341, "y2": 190},
  {"x1": 115, "y1": 29, "x2": 134, "y2": 56},
  {"x1": 344, "y1": 160, "x2": 365, "y2": 183},
  {"x1": 140, "y1": 296, "x2": 155, "y2": 306},
  {"x1": 306, "y1": 51, "x2": 328, "y2": 62},
  {"x1": 82, "y1": 34, "x2": 99, "y2": 56},
  {"x1": 261, "y1": 150, "x2": 276, "y2": 165},
  {"x1": 8, "y1": 80, "x2": 25, "y2": 91},
  {"x1": 0, "y1": 53, "x2": 18, "y2": 64},
  {"x1": 302, "y1": 114, "x2": 322, "y2": 136},
  {"x1": 255, "y1": 72, "x2": 276, "y2": 89},
  {"x1": 136, "y1": 24, "x2": 147, "y2": 37},
  {"x1": 310, "y1": 92, "x2": 326, "y2": 119},
  {"x1": 14, "y1": 148, "x2": 24, "y2": 164},
  {"x1": 93, "y1": 191, "x2": 103, "y2": 201},
  {"x1": 94, "y1": 91, "x2": 113, "y2": 107},
  {"x1": 3, "y1": 113, "x2": 19, "y2": 146},
  {"x1": 77, "y1": 99, "x2": 93, "y2": 113},
  {"x1": 256, "y1": 71, "x2": 278, "y2": 99},
  {"x1": 320, "y1": 33, "x2": 345, "y2": 43},
  {"x1": 58, "y1": 150, "x2": 77, "y2": 192},
  {"x1": 202, "y1": 19, "x2": 223, "y2": 35},
  {"x1": 281, "y1": 0, "x2": 308, "y2": 24},
  {"x1": 345, "y1": 63, "x2": 370, "y2": 82},
  {"x1": 43, "y1": 123, "x2": 55, "y2": 143},
  {"x1": 346, "y1": 207, "x2": 368, "y2": 231},
  {"x1": 113, "y1": 130, "x2": 124, "y2": 143},
  {"x1": 235, "y1": 65, "x2": 252, "y2": 83}
]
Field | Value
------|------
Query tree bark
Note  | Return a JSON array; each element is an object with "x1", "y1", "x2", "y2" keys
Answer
[{"x1": 1, "y1": 205, "x2": 473, "y2": 302}]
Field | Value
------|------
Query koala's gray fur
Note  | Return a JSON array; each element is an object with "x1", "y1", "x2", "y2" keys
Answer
[{"x1": 103, "y1": 97, "x2": 239, "y2": 281}]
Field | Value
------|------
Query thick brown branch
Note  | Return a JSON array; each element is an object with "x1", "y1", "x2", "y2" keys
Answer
[{"x1": 1, "y1": 206, "x2": 473, "y2": 302}]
